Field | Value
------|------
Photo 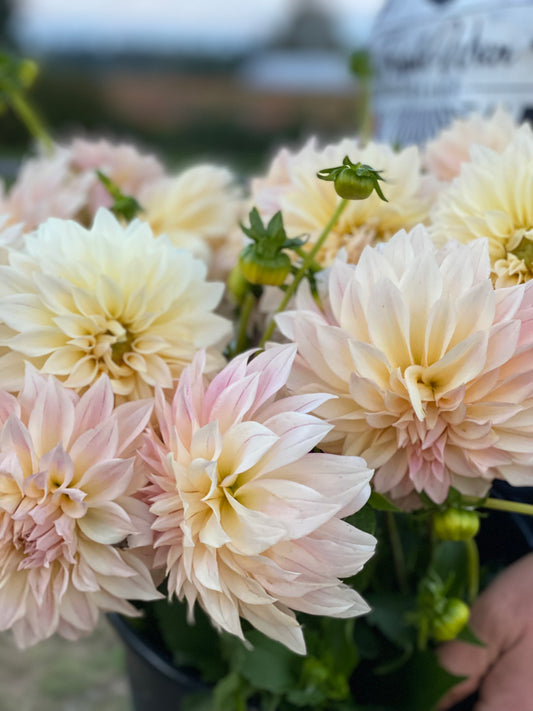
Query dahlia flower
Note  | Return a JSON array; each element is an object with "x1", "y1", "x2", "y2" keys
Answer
[
  {"x1": 431, "y1": 126, "x2": 533, "y2": 287},
  {"x1": 0, "y1": 209, "x2": 231, "y2": 397},
  {"x1": 0, "y1": 139, "x2": 164, "y2": 232},
  {"x1": 142, "y1": 164, "x2": 243, "y2": 273},
  {"x1": 141, "y1": 345, "x2": 375, "y2": 653},
  {"x1": 423, "y1": 107, "x2": 519, "y2": 182},
  {"x1": 0, "y1": 216, "x2": 24, "y2": 266},
  {"x1": 277, "y1": 227, "x2": 533, "y2": 505},
  {"x1": 0, "y1": 147, "x2": 92, "y2": 231},
  {"x1": 251, "y1": 137, "x2": 435, "y2": 266},
  {"x1": 0, "y1": 368, "x2": 161, "y2": 648}
]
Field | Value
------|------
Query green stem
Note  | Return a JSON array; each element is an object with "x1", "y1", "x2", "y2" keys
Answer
[
  {"x1": 234, "y1": 290, "x2": 256, "y2": 356},
  {"x1": 263, "y1": 694, "x2": 281, "y2": 711},
  {"x1": 465, "y1": 497, "x2": 533, "y2": 517},
  {"x1": 465, "y1": 538, "x2": 479, "y2": 604},
  {"x1": 417, "y1": 617, "x2": 429, "y2": 652},
  {"x1": 10, "y1": 90, "x2": 53, "y2": 152},
  {"x1": 357, "y1": 79, "x2": 373, "y2": 145},
  {"x1": 259, "y1": 198, "x2": 348, "y2": 347},
  {"x1": 386, "y1": 511, "x2": 408, "y2": 595},
  {"x1": 292, "y1": 246, "x2": 321, "y2": 272}
]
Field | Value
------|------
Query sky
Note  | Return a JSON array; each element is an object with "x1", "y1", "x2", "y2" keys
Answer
[{"x1": 14, "y1": 0, "x2": 386, "y2": 54}]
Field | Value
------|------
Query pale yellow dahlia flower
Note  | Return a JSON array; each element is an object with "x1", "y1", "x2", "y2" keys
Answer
[
  {"x1": 251, "y1": 137, "x2": 435, "y2": 266},
  {"x1": 141, "y1": 164, "x2": 243, "y2": 274},
  {"x1": 423, "y1": 107, "x2": 519, "y2": 182},
  {"x1": 0, "y1": 209, "x2": 231, "y2": 397},
  {"x1": 277, "y1": 227, "x2": 533, "y2": 505},
  {"x1": 431, "y1": 125, "x2": 533, "y2": 287}
]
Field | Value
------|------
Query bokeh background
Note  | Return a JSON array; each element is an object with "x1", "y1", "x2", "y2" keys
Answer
[{"x1": 0, "y1": 1, "x2": 384, "y2": 709}]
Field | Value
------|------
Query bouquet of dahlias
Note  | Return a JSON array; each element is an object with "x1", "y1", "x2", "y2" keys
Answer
[{"x1": 1, "y1": 60, "x2": 533, "y2": 711}]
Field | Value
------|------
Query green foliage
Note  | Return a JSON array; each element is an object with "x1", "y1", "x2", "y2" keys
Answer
[
  {"x1": 152, "y1": 598, "x2": 227, "y2": 683},
  {"x1": 404, "y1": 650, "x2": 465, "y2": 711}
]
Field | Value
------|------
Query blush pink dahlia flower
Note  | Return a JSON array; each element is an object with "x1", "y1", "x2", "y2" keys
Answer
[
  {"x1": 277, "y1": 227, "x2": 533, "y2": 505},
  {"x1": 141, "y1": 344, "x2": 375, "y2": 654},
  {"x1": 0, "y1": 368, "x2": 161, "y2": 648}
]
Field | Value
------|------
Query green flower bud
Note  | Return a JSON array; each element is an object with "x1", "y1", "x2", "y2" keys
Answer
[
  {"x1": 226, "y1": 264, "x2": 249, "y2": 303},
  {"x1": 433, "y1": 508, "x2": 480, "y2": 541},
  {"x1": 18, "y1": 59, "x2": 39, "y2": 89},
  {"x1": 431, "y1": 598, "x2": 470, "y2": 642},
  {"x1": 238, "y1": 208, "x2": 303, "y2": 287},
  {"x1": 317, "y1": 157, "x2": 388, "y2": 202},
  {"x1": 239, "y1": 246, "x2": 291, "y2": 286}
]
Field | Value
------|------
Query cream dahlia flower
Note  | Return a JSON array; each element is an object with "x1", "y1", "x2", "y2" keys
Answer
[
  {"x1": 0, "y1": 368, "x2": 161, "y2": 648},
  {"x1": 431, "y1": 125, "x2": 533, "y2": 287},
  {"x1": 423, "y1": 107, "x2": 519, "y2": 182},
  {"x1": 251, "y1": 138, "x2": 435, "y2": 266},
  {"x1": 0, "y1": 216, "x2": 24, "y2": 266},
  {"x1": 0, "y1": 209, "x2": 231, "y2": 397},
  {"x1": 142, "y1": 165, "x2": 243, "y2": 271},
  {"x1": 277, "y1": 227, "x2": 533, "y2": 505},
  {"x1": 140, "y1": 345, "x2": 375, "y2": 654}
]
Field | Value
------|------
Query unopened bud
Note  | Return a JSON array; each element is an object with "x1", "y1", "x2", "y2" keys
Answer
[
  {"x1": 431, "y1": 598, "x2": 470, "y2": 642},
  {"x1": 433, "y1": 508, "x2": 480, "y2": 541}
]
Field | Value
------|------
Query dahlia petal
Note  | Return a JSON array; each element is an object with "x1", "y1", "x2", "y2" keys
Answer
[
  {"x1": 286, "y1": 584, "x2": 371, "y2": 618},
  {"x1": 217, "y1": 422, "x2": 278, "y2": 479},
  {"x1": 69, "y1": 418, "x2": 119, "y2": 473},
  {"x1": 28, "y1": 375, "x2": 75, "y2": 455},
  {"x1": 74, "y1": 375, "x2": 115, "y2": 435},
  {"x1": 0, "y1": 573, "x2": 28, "y2": 629},
  {"x1": 77, "y1": 501, "x2": 133, "y2": 544},
  {"x1": 222, "y1": 493, "x2": 287, "y2": 555},
  {"x1": 1, "y1": 415, "x2": 36, "y2": 480},
  {"x1": 78, "y1": 458, "x2": 134, "y2": 504},
  {"x1": 8, "y1": 328, "x2": 66, "y2": 356},
  {"x1": 113, "y1": 398, "x2": 153, "y2": 457},
  {"x1": 246, "y1": 345, "x2": 297, "y2": 413},
  {"x1": 241, "y1": 603, "x2": 305, "y2": 655},
  {"x1": 258, "y1": 412, "x2": 332, "y2": 474},
  {"x1": 366, "y1": 279, "x2": 412, "y2": 369},
  {"x1": 206, "y1": 373, "x2": 260, "y2": 432}
]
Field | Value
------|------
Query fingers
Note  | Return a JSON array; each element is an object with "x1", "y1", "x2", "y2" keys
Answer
[
  {"x1": 437, "y1": 554, "x2": 533, "y2": 710},
  {"x1": 436, "y1": 639, "x2": 488, "y2": 710},
  {"x1": 474, "y1": 622, "x2": 533, "y2": 711}
]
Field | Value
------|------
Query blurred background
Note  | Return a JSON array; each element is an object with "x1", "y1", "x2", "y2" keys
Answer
[
  {"x1": 0, "y1": 0, "x2": 384, "y2": 174},
  {"x1": 0, "y1": 2, "x2": 383, "y2": 709}
]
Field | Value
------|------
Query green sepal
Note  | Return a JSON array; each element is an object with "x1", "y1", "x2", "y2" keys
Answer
[{"x1": 97, "y1": 171, "x2": 142, "y2": 222}]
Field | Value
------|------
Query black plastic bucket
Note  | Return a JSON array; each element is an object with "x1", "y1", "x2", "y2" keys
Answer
[{"x1": 108, "y1": 613, "x2": 207, "y2": 711}]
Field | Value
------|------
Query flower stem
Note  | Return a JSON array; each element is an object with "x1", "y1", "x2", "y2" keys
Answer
[
  {"x1": 387, "y1": 511, "x2": 408, "y2": 595},
  {"x1": 10, "y1": 89, "x2": 53, "y2": 152},
  {"x1": 466, "y1": 497, "x2": 533, "y2": 517},
  {"x1": 234, "y1": 291, "x2": 256, "y2": 355},
  {"x1": 465, "y1": 538, "x2": 479, "y2": 604},
  {"x1": 259, "y1": 198, "x2": 348, "y2": 347}
]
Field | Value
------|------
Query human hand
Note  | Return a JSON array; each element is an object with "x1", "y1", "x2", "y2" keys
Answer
[{"x1": 437, "y1": 553, "x2": 533, "y2": 710}]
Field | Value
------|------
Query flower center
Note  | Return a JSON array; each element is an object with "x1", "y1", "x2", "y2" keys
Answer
[
  {"x1": 510, "y1": 234, "x2": 533, "y2": 268},
  {"x1": 110, "y1": 330, "x2": 134, "y2": 365}
]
